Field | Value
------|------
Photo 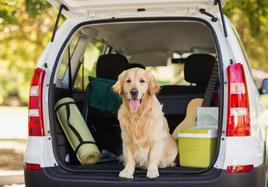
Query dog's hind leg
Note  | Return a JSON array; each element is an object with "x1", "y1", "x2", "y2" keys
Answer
[{"x1": 159, "y1": 135, "x2": 178, "y2": 168}]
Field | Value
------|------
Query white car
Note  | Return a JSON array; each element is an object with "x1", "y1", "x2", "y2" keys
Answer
[{"x1": 24, "y1": 0, "x2": 268, "y2": 186}]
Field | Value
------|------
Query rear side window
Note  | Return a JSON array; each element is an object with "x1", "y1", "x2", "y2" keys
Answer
[
  {"x1": 73, "y1": 41, "x2": 106, "y2": 91},
  {"x1": 57, "y1": 36, "x2": 80, "y2": 80}
]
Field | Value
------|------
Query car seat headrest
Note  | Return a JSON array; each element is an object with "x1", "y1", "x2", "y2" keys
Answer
[
  {"x1": 128, "y1": 63, "x2": 146, "y2": 69},
  {"x1": 96, "y1": 54, "x2": 129, "y2": 80},
  {"x1": 184, "y1": 54, "x2": 216, "y2": 85}
]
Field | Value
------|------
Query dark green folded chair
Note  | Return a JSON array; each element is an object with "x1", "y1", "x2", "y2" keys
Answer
[
  {"x1": 83, "y1": 76, "x2": 122, "y2": 124},
  {"x1": 82, "y1": 76, "x2": 122, "y2": 154}
]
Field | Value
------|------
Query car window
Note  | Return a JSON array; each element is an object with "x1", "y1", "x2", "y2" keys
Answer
[
  {"x1": 73, "y1": 41, "x2": 107, "y2": 91},
  {"x1": 147, "y1": 53, "x2": 197, "y2": 86},
  {"x1": 57, "y1": 36, "x2": 80, "y2": 80},
  {"x1": 147, "y1": 52, "x2": 216, "y2": 86},
  {"x1": 147, "y1": 63, "x2": 189, "y2": 86}
]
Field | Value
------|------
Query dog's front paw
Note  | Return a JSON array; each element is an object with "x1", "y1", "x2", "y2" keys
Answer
[
  {"x1": 119, "y1": 169, "x2": 134, "y2": 179},
  {"x1": 146, "y1": 169, "x2": 159, "y2": 179}
]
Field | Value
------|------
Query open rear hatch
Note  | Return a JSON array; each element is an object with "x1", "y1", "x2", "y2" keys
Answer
[
  {"x1": 47, "y1": 0, "x2": 226, "y2": 181},
  {"x1": 47, "y1": 0, "x2": 225, "y2": 18},
  {"x1": 50, "y1": 21, "x2": 223, "y2": 180}
]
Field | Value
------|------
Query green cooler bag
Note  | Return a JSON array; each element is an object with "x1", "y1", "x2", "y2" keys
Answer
[
  {"x1": 178, "y1": 128, "x2": 217, "y2": 168},
  {"x1": 55, "y1": 97, "x2": 101, "y2": 164}
]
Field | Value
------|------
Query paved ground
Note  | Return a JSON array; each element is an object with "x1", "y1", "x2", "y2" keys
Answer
[
  {"x1": 0, "y1": 142, "x2": 26, "y2": 170},
  {"x1": 0, "y1": 107, "x2": 27, "y2": 186},
  {"x1": 0, "y1": 141, "x2": 26, "y2": 186},
  {"x1": 0, "y1": 107, "x2": 27, "y2": 140}
]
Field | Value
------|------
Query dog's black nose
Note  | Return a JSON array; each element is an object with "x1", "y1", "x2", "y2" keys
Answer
[{"x1": 130, "y1": 88, "x2": 139, "y2": 98}]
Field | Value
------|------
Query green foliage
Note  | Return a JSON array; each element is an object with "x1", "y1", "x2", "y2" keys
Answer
[
  {"x1": 224, "y1": 0, "x2": 268, "y2": 71},
  {"x1": 0, "y1": 0, "x2": 17, "y2": 24},
  {"x1": 25, "y1": 0, "x2": 51, "y2": 18},
  {"x1": 0, "y1": 0, "x2": 55, "y2": 105},
  {"x1": 225, "y1": 0, "x2": 268, "y2": 37}
]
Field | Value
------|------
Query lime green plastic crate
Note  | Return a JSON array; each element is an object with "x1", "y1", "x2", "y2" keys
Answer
[{"x1": 178, "y1": 128, "x2": 217, "y2": 168}]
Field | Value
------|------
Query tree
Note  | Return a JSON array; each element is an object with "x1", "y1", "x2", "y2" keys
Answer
[
  {"x1": 0, "y1": 0, "x2": 54, "y2": 104},
  {"x1": 224, "y1": 0, "x2": 268, "y2": 70}
]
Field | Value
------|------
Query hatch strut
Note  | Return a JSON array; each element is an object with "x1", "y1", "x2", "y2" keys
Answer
[
  {"x1": 51, "y1": 4, "x2": 69, "y2": 42},
  {"x1": 214, "y1": 0, "x2": 233, "y2": 64},
  {"x1": 200, "y1": 9, "x2": 218, "y2": 22},
  {"x1": 214, "y1": 0, "x2": 228, "y2": 37}
]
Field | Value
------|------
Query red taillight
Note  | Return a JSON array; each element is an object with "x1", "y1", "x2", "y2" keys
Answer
[
  {"x1": 28, "y1": 68, "x2": 46, "y2": 136},
  {"x1": 25, "y1": 163, "x2": 41, "y2": 171},
  {"x1": 226, "y1": 63, "x2": 250, "y2": 136},
  {"x1": 226, "y1": 164, "x2": 254, "y2": 173}
]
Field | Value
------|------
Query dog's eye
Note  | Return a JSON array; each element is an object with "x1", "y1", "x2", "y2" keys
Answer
[
  {"x1": 140, "y1": 79, "x2": 145, "y2": 83},
  {"x1": 126, "y1": 79, "x2": 131, "y2": 83}
]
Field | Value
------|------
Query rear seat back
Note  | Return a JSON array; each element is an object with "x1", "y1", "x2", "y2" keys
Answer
[
  {"x1": 158, "y1": 54, "x2": 216, "y2": 128},
  {"x1": 184, "y1": 54, "x2": 215, "y2": 86},
  {"x1": 84, "y1": 54, "x2": 129, "y2": 116},
  {"x1": 84, "y1": 54, "x2": 129, "y2": 154}
]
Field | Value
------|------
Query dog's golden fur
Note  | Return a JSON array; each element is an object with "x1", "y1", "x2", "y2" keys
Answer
[{"x1": 113, "y1": 68, "x2": 177, "y2": 179}]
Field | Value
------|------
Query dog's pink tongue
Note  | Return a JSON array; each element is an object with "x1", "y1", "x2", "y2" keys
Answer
[{"x1": 129, "y1": 100, "x2": 140, "y2": 111}]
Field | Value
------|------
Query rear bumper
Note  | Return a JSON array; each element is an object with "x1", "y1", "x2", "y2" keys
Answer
[{"x1": 25, "y1": 163, "x2": 266, "y2": 187}]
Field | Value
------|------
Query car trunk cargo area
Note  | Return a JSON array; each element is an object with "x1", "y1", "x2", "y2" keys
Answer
[{"x1": 49, "y1": 18, "x2": 223, "y2": 179}]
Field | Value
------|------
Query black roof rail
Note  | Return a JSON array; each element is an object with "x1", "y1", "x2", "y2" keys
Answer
[{"x1": 51, "y1": 4, "x2": 69, "y2": 42}]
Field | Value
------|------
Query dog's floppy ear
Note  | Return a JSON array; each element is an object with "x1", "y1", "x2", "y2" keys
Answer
[
  {"x1": 148, "y1": 72, "x2": 160, "y2": 95},
  {"x1": 112, "y1": 71, "x2": 126, "y2": 95}
]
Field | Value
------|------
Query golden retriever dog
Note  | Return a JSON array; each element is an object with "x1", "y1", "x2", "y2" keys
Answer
[{"x1": 113, "y1": 68, "x2": 177, "y2": 179}]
